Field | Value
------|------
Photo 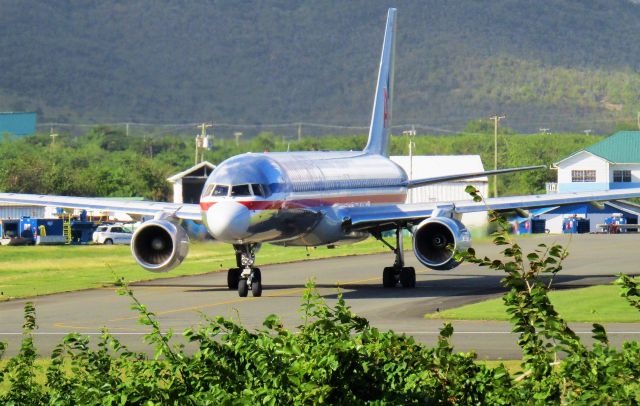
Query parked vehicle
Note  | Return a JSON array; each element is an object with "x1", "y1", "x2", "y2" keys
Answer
[{"x1": 92, "y1": 224, "x2": 133, "y2": 245}]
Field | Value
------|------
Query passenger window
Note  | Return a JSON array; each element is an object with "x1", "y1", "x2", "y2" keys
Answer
[
  {"x1": 111, "y1": 227, "x2": 122, "y2": 233},
  {"x1": 213, "y1": 185, "x2": 229, "y2": 196},
  {"x1": 231, "y1": 184, "x2": 252, "y2": 196}
]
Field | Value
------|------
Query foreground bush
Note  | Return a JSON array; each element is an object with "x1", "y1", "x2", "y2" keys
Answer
[{"x1": 1, "y1": 202, "x2": 639, "y2": 403}]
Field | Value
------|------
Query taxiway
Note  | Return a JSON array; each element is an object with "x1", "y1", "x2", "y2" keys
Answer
[{"x1": 1, "y1": 234, "x2": 639, "y2": 359}]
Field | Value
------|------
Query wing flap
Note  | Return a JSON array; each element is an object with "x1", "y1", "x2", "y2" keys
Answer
[{"x1": 0, "y1": 193, "x2": 202, "y2": 221}]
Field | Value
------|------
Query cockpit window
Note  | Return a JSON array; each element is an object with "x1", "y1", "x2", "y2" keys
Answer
[
  {"x1": 212, "y1": 185, "x2": 229, "y2": 197},
  {"x1": 203, "y1": 184, "x2": 215, "y2": 196},
  {"x1": 251, "y1": 184, "x2": 267, "y2": 197},
  {"x1": 231, "y1": 184, "x2": 252, "y2": 196}
]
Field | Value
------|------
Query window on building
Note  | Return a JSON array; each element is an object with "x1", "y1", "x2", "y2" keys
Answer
[
  {"x1": 613, "y1": 170, "x2": 632, "y2": 183},
  {"x1": 571, "y1": 170, "x2": 596, "y2": 182}
]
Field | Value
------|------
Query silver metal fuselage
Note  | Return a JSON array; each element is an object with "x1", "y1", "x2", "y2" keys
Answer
[{"x1": 200, "y1": 151, "x2": 407, "y2": 246}]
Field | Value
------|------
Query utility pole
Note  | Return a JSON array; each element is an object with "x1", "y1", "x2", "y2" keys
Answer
[
  {"x1": 49, "y1": 127, "x2": 58, "y2": 146},
  {"x1": 125, "y1": 123, "x2": 130, "y2": 137},
  {"x1": 234, "y1": 131, "x2": 243, "y2": 147},
  {"x1": 402, "y1": 125, "x2": 417, "y2": 203},
  {"x1": 297, "y1": 123, "x2": 302, "y2": 142},
  {"x1": 489, "y1": 115, "x2": 505, "y2": 197},
  {"x1": 637, "y1": 112, "x2": 640, "y2": 130},
  {"x1": 195, "y1": 123, "x2": 212, "y2": 165}
]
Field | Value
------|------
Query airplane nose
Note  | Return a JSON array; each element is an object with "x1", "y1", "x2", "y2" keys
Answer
[{"x1": 206, "y1": 201, "x2": 251, "y2": 242}]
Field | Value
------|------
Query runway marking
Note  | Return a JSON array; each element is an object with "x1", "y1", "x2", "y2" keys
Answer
[
  {"x1": 51, "y1": 276, "x2": 383, "y2": 331},
  {"x1": 51, "y1": 323, "x2": 147, "y2": 332}
]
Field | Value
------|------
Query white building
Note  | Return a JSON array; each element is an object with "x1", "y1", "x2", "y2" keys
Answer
[
  {"x1": 390, "y1": 155, "x2": 489, "y2": 203},
  {"x1": 390, "y1": 155, "x2": 489, "y2": 228},
  {"x1": 167, "y1": 161, "x2": 216, "y2": 204},
  {"x1": 0, "y1": 204, "x2": 46, "y2": 219},
  {"x1": 538, "y1": 131, "x2": 640, "y2": 233},
  {"x1": 553, "y1": 131, "x2": 640, "y2": 193}
]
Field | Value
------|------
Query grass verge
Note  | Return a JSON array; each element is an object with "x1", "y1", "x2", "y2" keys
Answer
[
  {"x1": 426, "y1": 284, "x2": 640, "y2": 323},
  {"x1": 0, "y1": 237, "x2": 406, "y2": 301}
]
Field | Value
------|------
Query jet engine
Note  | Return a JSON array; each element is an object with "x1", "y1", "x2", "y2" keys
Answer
[
  {"x1": 131, "y1": 220, "x2": 189, "y2": 272},
  {"x1": 412, "y1": 217, "x2": 471, "y2": 270}
]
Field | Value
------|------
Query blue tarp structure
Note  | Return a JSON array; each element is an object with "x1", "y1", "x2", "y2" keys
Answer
[{"x1": 544, "y1": 202, "x2": 640, "y2": 217}]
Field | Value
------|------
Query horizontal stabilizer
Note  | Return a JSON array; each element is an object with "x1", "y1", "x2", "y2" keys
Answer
[{"x1": 404, "y1": 165, "x2": 545, "y2": 189}]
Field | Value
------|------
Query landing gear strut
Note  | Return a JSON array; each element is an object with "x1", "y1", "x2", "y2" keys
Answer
[
  {"x1": 229, "y1": 244, "x2": 262, "y2": 297},
  {"x1": 373, "y1": 227, "x2": 416, "y2": 289}
]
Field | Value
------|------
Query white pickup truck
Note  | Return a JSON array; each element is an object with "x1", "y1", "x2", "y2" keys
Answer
[{"x1": 92, "y1": 224, "x2": 133, "y2": 245}]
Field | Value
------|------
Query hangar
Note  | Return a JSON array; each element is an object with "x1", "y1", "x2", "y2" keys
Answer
[
  {"x1": 390, "y1": 155, "x2": 488, "y2": 203},
  {"x1": 390, "y1": 155, "x2": 489, "y2": 228},
  {"x1": 167, "y1": 161, "x2": 216, "y2": 204}
]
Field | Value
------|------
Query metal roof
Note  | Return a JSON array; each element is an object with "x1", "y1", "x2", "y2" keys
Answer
[
  {"x1": 390, "y1": 155, "x2": 488, "y2": 181},
  {"x1": 167, "y1": 161, "x2": 216, "y2": 183},
  {"x1": 0, "y1": 112, "x2": 37, "y2": 136},
  {"x1": 583, "y1": 131, "x2": 640, "y2": 163}
]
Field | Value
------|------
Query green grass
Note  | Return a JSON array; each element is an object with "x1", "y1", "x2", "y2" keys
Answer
[
  {"x1": 426, "y1": 284, "x2": 640, "y2": 323},
  {"x1": 0, "y1": 238, "x2": 403, "y2": 301}
]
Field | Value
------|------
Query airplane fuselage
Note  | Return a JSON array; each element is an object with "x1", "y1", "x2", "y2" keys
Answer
[{"x1": 200, "y1": 151, "x2": 408, "y2": 246}]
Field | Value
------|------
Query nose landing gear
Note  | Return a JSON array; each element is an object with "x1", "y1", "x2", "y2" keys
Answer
[{"x1": 229, "y1": 244, "x2": 262, "y2": 297}]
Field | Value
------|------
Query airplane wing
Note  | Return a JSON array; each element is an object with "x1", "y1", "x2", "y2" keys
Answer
[
  {"x1": 404, "y1": 165, "x2": 545, "y2": 188},
  {"x1": 0, "y1": 193, "x2": 202, "y2": 221},
  {"x1": 342, "y1": 188, "x2": 640, "y2": 231}
]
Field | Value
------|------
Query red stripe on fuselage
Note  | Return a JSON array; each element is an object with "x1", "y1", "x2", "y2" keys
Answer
[{"x1": 199, "y1": 193, "x2": 406, "y2": 211}]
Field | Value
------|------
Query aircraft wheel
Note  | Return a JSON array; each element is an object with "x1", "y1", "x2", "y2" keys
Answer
[
  {"x1": 238, "y1": 278, "x2": 249, "y2": 297},
  {"x1": 227, "y1": 268, "x2": 241, "y2": 290},
  {"x1": 252, "y1": 267, "x2": 262, "y2": 282},
  {"x1": 251, "y1": 279, "x2": 262, "y2": 297},
  {"x1": 382, "y1": 267, "x2": 397, "y2": 288},
  {"x1": 399, "y1": 267, "x2": 416, "y2": 288}
]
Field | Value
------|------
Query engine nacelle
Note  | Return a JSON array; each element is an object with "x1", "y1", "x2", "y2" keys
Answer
[
  {"x1": 412, "y1": 217, "x2": 471, "y2": 270},
  {"x1": 131, "y1": 220, "x2": 190, "y2": 272}
]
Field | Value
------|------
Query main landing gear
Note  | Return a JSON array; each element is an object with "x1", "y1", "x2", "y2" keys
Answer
[
  {"x1": 228, "y1": 244, "x2": 262, "y2": 297},
  {"x1": 373, "y1": 227, "x2": 416, "y2": 289}
]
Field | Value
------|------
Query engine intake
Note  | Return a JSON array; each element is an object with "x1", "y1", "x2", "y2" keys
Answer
[
  {"x1": 131, "y1": 220, "x2": 189, "y2": 272},
  {"x1": 412, "y1": 217, "x2": 471, "y2": 270}
]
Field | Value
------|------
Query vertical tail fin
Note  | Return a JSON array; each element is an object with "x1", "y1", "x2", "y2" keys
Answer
[{"x1": 363, "y1": 8, "x2": 396, "y2": 156}]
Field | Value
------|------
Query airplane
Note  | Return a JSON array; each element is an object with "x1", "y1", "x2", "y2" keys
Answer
[{"x1": 3, "y1": 8, "x2": 640, "y2": 298}]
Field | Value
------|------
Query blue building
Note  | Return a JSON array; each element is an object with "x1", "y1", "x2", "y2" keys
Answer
[{"x1": 0, "y1": 112, "x2": 37, "y2": 136}]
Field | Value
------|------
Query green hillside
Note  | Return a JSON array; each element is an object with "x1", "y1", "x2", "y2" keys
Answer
[{"x1": 2, "y1": 1, "x2": 640, "y2": 133}]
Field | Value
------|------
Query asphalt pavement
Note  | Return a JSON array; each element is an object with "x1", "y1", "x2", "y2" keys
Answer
[{"x1": 1, "y1": 233, "x2": 639, "y2": 359}]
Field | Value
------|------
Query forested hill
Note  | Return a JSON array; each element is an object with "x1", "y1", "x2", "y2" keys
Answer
[{"x1": 3, "y1": 0, "x2": 640, "y2": 133}]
